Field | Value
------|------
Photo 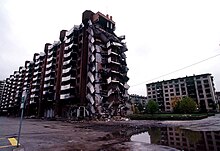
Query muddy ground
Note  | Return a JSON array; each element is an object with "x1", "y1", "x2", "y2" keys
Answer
[
  {"x1": 39, "y1": 120, "x2": 175, "y2": 151},
  {"x1": 1, "y1": 114, "x2": 220, "y2": 151}
]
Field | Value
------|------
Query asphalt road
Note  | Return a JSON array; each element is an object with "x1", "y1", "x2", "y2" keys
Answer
[
  {"x1": 1, "y1": 114, "x2": 220, "y2": 151},
  {"x1": 0, "y1": 117, "x2": 19, "y2": 151},
  {"x1": 0, "y1": 116, "x2": 177, "y2": 151},
  {"x1": 0, "y1": 117, "x2": 125, "y2": 151}
]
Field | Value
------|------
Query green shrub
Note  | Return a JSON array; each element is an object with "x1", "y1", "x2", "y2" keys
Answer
[
  {"x1": 173, "y1": 97, "x2": 197, "y2": 113},
  {"x1": 146, "y1": 100, "x2": 159, "y2": 114}
]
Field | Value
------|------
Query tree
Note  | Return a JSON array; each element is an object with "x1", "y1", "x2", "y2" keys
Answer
[
  {"x1": 178, "y1": 97, "x2": 197, "y2": 113},
  {"x1": 171, "y1": 96, "x2": 181, "y2": 113},
  {"x1": 173, "y1": 101, "x2": 181, "y2": 113},
  {"x1": 181, "y1": 129, "x2": 202, "y2": 144},
  {"x1": 171, "y1": 96, "x2": 181, "y2": 108},
  {"x1": 146, "y1": 100, "x2": 159, "y2": 114},
  {"x1": 148, "y1": 127, "x2": 161, "y2": 144},
  {"x1": 137, "y1": 103, "x2": 144, "y2": 113}
]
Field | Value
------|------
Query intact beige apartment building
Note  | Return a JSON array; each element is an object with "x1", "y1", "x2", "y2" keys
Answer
[{"x1": 146, "y1": 73, "x2": 217, "y2": 112}]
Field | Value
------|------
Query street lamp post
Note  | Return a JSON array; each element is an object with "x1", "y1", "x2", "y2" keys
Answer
[{"x1": 17, "y1": 90, "x2": 27, "y2": 147}]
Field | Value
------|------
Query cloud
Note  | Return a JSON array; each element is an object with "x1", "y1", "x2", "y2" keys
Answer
[{"x1": 0, "y1": 0, "x2": 220, "y2": 95}]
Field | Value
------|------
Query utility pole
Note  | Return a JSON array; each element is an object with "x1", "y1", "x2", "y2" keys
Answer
[{"x1": 17, "y1": 90, "x2": 27, "y2": 147}]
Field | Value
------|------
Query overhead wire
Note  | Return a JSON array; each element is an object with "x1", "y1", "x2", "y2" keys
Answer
[{"x1": 130, "y1": 53, "x2": 220, "y2": 87}]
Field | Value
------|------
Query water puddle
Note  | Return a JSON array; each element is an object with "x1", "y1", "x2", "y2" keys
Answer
[
  {"x1": 131, "y1": 127, "x2": 220, "y2": 151},
  {"x1": 130, "y1": 132, "x2": 151, "y2": 143}
]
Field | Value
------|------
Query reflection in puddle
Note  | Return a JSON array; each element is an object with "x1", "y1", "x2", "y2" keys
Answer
[
  {"x1": 130, "y1": 132, "x2": 151, "y2": 144},
  {"x1": 131, "y1": 127, "x2": 220, "y2": 151}
]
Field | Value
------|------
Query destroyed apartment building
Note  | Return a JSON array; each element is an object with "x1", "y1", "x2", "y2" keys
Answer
[{"x1": 0, "y1": 10, "x2": 130, "y2": 118}]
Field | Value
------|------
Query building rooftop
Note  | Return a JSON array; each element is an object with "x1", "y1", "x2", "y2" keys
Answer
[{"x1": 146, "y1": 73, "x2": 212, "y2": 86}]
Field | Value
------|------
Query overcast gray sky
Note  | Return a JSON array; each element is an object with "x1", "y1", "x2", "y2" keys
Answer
[{"x1": 0, "y1": 0, "x2": 220, "y2": 95}]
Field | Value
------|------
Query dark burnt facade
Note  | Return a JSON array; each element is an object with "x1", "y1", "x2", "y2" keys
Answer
[{"x1": 0, "y1": 10, "x2": 129, "y2": 118}]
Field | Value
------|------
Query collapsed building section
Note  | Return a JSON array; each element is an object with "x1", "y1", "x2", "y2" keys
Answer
[{"x1": 85, "y1": 12, "x2": 130, "y2": 117}]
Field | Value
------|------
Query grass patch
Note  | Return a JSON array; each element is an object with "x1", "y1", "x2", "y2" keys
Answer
[{"x1": 127, "y1": 113, "x2": 214, "y2": 120}]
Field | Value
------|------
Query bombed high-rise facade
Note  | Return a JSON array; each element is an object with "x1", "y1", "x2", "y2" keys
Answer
[
  {"x1": 0, "y1": 10, "x2": 129, "y2": 118},
  {"x1": 0, "y1": 80, "x2": 6, "y2": 113}
]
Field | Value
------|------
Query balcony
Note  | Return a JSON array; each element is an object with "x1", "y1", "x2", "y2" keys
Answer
[
  {"x1": 107, "y1": 77, "x2": 124, "y2": 87},
  {"x1": 24, "y1": 77, "x2": 29, "y2": 81},
  {"x1": 31, "y1": 88, "x2": 39, "y2": 93},
  {"x1": 124, "y1": 83, "x2": 130, "y2": 90},
  {"x1": 33, "y1": 71, "x2": 40, "y2": 76},
  {"x1": 60, "y1": 94, "x2": 70, "y2": 99},
  {"x1": 26, "y1": 67, "x2": 30, "y2": 72},
  {"x1": 43, "y1": 76, "x2": 50, "y2": 83},
  {"x1": 47, "y1": 56, "x2": 53, "y2": 62},
  {"x1": 65, "y1": 43, "x2": 73, "y2": 51},
  {"x1": 29, "y1": 100, "x2": 36, "y2": 104},
  {"x1": 46, "y1": 62, "x2": 52, "y2": 68},
  {"x1": 63, "y1": 59, "x2": 71, "y2": 66},
  {"x1": 44, "y1": 83, "x2": 50, "y2": 88},
  {"x1": 48, "y1": 44, "x2": 54, "y2": 50},
  {"x1": 34, "y1": 65, "x2": 39, "y2": 70},
  {"x1": 45, "y1": 70, "x2": 51, "y2": 75},
  {"x1": 64, "y1": 46, "x2": 70, "y2": 52},
  {"x1": 30, "y1": 94, "x2": 35, "y2": 98},
  {"x1": 88, "y1": 72, "x2": 95, "y2": 83},
  {"x1": 111, "y1": 70, "x2": 120, "y2": 75},
  {"x1": 89, "y1": 63, "x2": 95, "y2": 72},
  {"x1": 48, "y1": 49, "x2": 53, "y2": 56},
  {"x1": 15, "y1": 72, "x2": 19, "y2": 76},
  {"x1": 89, "y1": 54, "x2": 95, "y2": 63},
  {"x1": 107, "y1": 41, "x2": 123, "y2": 48},
  {"x1": 87, "y1": 82, "x2": 94, "y2": 94},
  {"x1": 89, "y1": 44, "x2": 95, "y2": 53},
  {"x1": 64, "y1": 51, "x2": 71, "y2": 58},
  {"x1": 106, "y1": 77, "x2": 111, "y2": 84},
  {"x1": 35, "y1": 59, "x2": 40, "y2": 64},
  {"x1": 108, "y1": 49, "x2": 119, "y2": 56},
  {"x1": 95, "y1": 44, "x2": 103, "y2": 53},
  {"x1": 65, "y1": 38, "x2": 71, "y2": 44},
  {"x1": 26, "y1": 62, "x2": 31, "y2": 67},
  {"x1": 62, "y1": 67, "x2": 71, "y2": 74},
  {"x1": 25, "y1": 72, "x2": 29, "y2": 76},
  {"x1": 61, "y1": 84, "x2": 72, "y2": 91},
  {"x1": 88, "y1": 35, "x2": 94, "y2": 44},
  {"x1": 86, "y1": 93, "x2": 94, "y2": 105},
  {"x1": 62, "y1": 75, "x2": 75, "y2": 82},
  {"x1": 100, "y1": 89, "x2": 113, "y2": 97},
  {"x1": 44, "y1": 76, "x2": 51, "y2": 82},
  {"x1": 66, "y1": 28, "x2": 74, "y2": 37},
  {"x1": 108, "y1": 57, "x2": 120, "y2": 65},
  {"x1": 21, "y1": 67, "x2": 26, "y2": 71},
  {"x1": 32, "y1": 82, "x2": 40, "y2": 86},
  {"x1": 32, "y1": 76, "x2": 38, "y2": 81}
]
